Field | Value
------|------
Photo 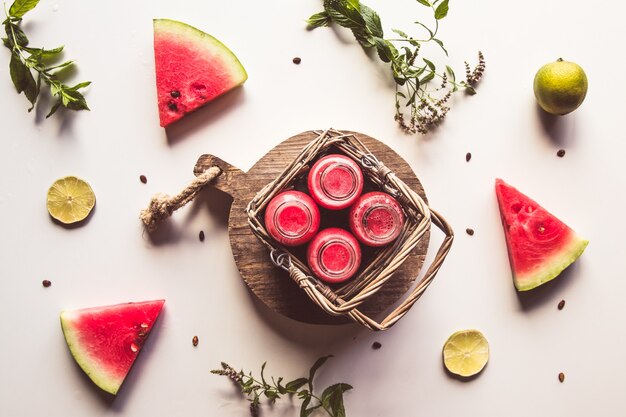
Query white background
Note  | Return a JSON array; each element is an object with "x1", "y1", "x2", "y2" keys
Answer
[{"x1": 0, "y1": 1, "x2": 622, "y2": 416}]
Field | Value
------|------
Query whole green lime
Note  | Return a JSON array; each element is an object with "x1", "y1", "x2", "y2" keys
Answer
[{"x1": 533, "y1": 59, "x2": 588, "y2": 115}]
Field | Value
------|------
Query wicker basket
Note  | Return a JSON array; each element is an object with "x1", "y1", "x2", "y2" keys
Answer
[{"x1": 245, "y1": 129, "x2": 453, "y2": 331}]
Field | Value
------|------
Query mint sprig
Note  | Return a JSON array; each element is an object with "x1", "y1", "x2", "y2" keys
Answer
[
  {"x1": 212, "y1": 356, "x2": 353, "y2": 417},
  {"x1": 2, "y1": 0, "x2": 90, "y2": 117},
  {"x1": 308, "y1": 0, "x2": 485, "y2": 134}
]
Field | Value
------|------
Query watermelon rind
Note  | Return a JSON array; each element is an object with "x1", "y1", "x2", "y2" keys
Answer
[
  {"x1": 153, "y1": 18, "x2": 248, "y2": 127},
  {"x1": 60, "y1": 300, "x2": 164, "y2": 395},
  {"x1": 514, "y1": 235, "x2": 588, "y2": 291},
  {"x1": 495, "y1": 179, "x2": 588, "y2": 292}
]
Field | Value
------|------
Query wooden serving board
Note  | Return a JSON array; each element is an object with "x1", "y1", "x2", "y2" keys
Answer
[{"x1": 194, "y1": 131, "x2": 430, "y2": 325}]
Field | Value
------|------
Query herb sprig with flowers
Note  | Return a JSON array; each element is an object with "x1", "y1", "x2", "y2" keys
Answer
[
  {"x1": 212, "y1": 356, "x2": 352, "y2": 417},
  {"x1": 307, "y1": 0, "x2": 485, "y2": 134},
  {"x1": 2, "y1": 0, "x2": 90, "y2": 117}
]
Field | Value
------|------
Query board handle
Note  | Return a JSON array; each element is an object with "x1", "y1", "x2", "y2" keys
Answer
[{"x1": 194, "y1": 155, "x2": 247, "y2": 199}]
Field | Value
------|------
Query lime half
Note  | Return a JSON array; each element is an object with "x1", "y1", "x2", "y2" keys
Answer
[
  {"x1": 443, "y1": 329, "x2": 489, "y2": 378},
  {"x1": 46, "y1": 176, "x2": 96, "y2": 224}
]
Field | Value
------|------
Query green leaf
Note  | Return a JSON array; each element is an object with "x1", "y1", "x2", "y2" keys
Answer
[
  {"x1": 276, "y1": 377, "x2": 288, "y2": 394},
  {"x1": 434, "y1": 0, "x2": 449, "y2": 19},
  {"x1": 423, "y1": 58, "x2": 435, "y2": 71},
  {"x1": 416, "y1": 0, "x2": 431, "y2": 6},
  {"x1": 308, "y1": 355, "x2": 332, "y2": 392},
  {"x1": 45, "y1": 99, "x2": 61, "y2": 118},
  {"x1": 325, "y1": 2, "x2": 373, "y2": 47},
  {"x1": 286, "y1": 377, "x2": 308, "y2": 392},
  {"x1": 420, "y1": 71, "x2": 435, "y2": 84},
  {"x1": 41, "y1": 45, "x2": 64, "y2": 59},
  {"x1": 9, "y1": 0, "x2": 40, "y2": 19},
  {"x1": 345, "y1": 0, "x2": 361, "y2": 10},
  {"x1": 391, "y1": 28, "x2": 409, "y2": 38},
  {"x1": 66, "y1": 81, "x2": 91, "y2": 92},
  {"x1": 46, "y1": 60, "x2": 74, "y2": 72},
  {"x1": 9, "y1": 51, "x2": 31, "y2": 92},
  {"x1": 446, "y1": 65, "x2": 457, "y2": 91},
  {"x1": 299, "y1": 396, "x2": 315, "y2": 417},
  {"x1": 360, "y1": 4, "x2": 383, "y2": 38},
  {"x1": 433, "y1": 38, "x2": 448, "y2": 55},
  {"x1": 6, "y1": 22, "x2": 28, "y2": 47},
  {"x1": 374, "y1": 37, "x2": 397, "y2": 63},
  {"x1": 321, "y1": 383, "x2": 353, "y2": 417},
  {"x1": 306, "y1": 11, "x2": 331, "y2": 28},
  {"x1": 260, "y1": 362, "x2": 268, "y2": 387}
]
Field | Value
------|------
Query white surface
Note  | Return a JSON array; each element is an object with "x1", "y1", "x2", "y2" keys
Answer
[{"x1": 0, "y1": 1, "x2": 622, "y2": 416}]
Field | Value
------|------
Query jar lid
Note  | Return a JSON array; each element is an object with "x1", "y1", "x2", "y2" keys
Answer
[
  {"x1": 307, "y1": 228, "x2": 361, "y2": 283},
  {"x1": 265, "y1": 191, "x2": 320, "y2": 246},
  {"x1": 350, "y1": 192, "x2": 405, "y2": 247},
  {"x1": 308, "y1": 154, "x2": 363, "y2": 210}
]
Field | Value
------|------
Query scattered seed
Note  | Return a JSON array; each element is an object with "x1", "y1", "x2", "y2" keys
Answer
[
  {"x1": 199, "y1": 230, "x2": 205, "y2": 242},
  {"x1": 372, "y1": 341, "x2": 382, "y2": 350},
  {"x1": 292, "y1": 57, "x2": 301, "y2": 64},
  {"x1": 557, "y1": 149, "x2": 566, "y2": 158},
  {"x1": 42, "y1": 279, "x2": 51, "y2": 288},
  {"x1": 170, "y1": 90, "x2": 181, "y2": 98},
  {"x1": 466, "y1": 228, "x2": 474, "y2": 236},
  {"x1": 192, "y1": 335, "x2": 199, "y2": 347},
  {"x1": 558, "y1": 372, "x2": 565, "y2": 383},
  {"x1": 465, "y1": 152, "x2": 472, "y2": 162},
  {"x1": 558, "y1": 300, "x2": 565, "y2": 310},
  {"x1": 168, "y1": 101, "x2": 178, "y2": 112},
  {"x1": 139, "y1": 175, "x2": 147, "y2": 184}
]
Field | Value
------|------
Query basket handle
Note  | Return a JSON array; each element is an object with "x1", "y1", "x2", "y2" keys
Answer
[{"x1": 279, "y1": 206, "x2": 453, "y2": 331}]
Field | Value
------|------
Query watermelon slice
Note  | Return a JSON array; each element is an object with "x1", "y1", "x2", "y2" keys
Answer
[
  {"x1": 60, "y1": 300, "x2": 165, "y2": 395},
  {"x1": 495, "y1": 179, "x2": 588, "y2": 291},
  {"x1": 153, "y1": 19, "x2": 248, "y2": 127}
]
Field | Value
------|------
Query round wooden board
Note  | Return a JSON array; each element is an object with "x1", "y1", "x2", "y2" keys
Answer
[{"x1": 194, "y1": 131, "x2": 430, "y2": 325}]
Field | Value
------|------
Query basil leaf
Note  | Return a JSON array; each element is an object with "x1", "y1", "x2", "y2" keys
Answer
[
  {"x1": 325, "y1": 3, "x2": 373, "y2": 47},
  {"x1": 391, "y1": 28, "x2": 409, "y2": 38},
  {"x1": 9, "y1": 0, "x2": 40, "y2": 19},
  {"x1": 308, "y1": 355, "x2": 332, "y2": 392},
  {"x1": 285, "y1": 377, "x2": 308, "y2": 392},
  {"x1": 423, "y1": 58, "x2": 435, "y2": 71},
  {"x1": 46, "y1": 99, "x2": 62, "y2": 118},
  {"x1": 416, "y1": 0, "x2": 431, "y2": 6},
  {"x1": 361, "y1": 4, "x2": 383, "y2": 38},
  {"x1": 434, "y1": 0, "x2": 449, "y2": 19},
  {"x1": 433, "y1": 38, "x2": 448, "y2": 55},
  {"x1": 374, "y1": 37, "x2": 398, "y2": 63},
  {"x1": 307, "y1": 11, "x2": 331, "y2": 28},
  {"x1": 321, "y1": 383, "x2": 353, "y2": 417}
]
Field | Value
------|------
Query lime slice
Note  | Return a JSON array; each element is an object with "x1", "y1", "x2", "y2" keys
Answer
[
  {"x1": 443, "y1": 329, "x2": 489, "y2": 377},
  {"x1": 46, "y1": 176, "x2": 96, "y2": 224}
]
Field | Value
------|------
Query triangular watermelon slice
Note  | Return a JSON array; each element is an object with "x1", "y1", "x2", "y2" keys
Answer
[
  {"x1": 60, "y1": 300, "x2": 165, "y2": 395},
  {"x1": 495, "y1": 179, "x2": 588, "y2": 291},
  {"x1": 153, "y1": 19, "x2": 248, "y2": 127}
]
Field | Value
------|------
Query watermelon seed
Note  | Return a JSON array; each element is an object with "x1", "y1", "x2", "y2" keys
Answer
[
  {"x1": 558, "y1": 372, "x2": 565, "y2": 383},
  {"x1": 170, "y1": 90, "x2": 181, "y2": 98},
  {"x1": 130, "y1": 342, "x2": 139, "y2": 353},
  {"x1": 42, "y1": 279, "x2": 51, "y2": 287},
  {"x1": 192, "y1": 335, "x2": 199, "y2": 347},
  {"x1": 199, "y1": 230, "x2": 205, "y2": 242},
  {"x1": 139, "y1": 175, "x2": 147, "y2": 184},
  {"x1": 558, "y1": 300, "x2": 565, "y2": 310},
  {"x1": 557, "y1": 149, "x2": 566, "y2": 157},
  {"x1": 465, "y1": 152, "x2": 471, "y2": 162},
  {"x1": 538, "y1": 225, "x2": 545, "y2": 233},
  {"x1": 168, "y1": 101, "x2": 178, "y2": 112},
  {"x1": 372, "y1": 341, "x2": 382, "y2": 350},
  {"x1": 292, "y1": 57, "x2": 301, "y2": 64},
  {"x1": 466, "y1": 228, "x2": 474, "y2": 236}
]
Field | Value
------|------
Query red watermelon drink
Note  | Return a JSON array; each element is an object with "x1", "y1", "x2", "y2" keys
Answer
[
  {"x1": 349, "y1": 192, "x2": 405, "y2": 247},
  {"x1": 307, "y1": 228, "x2": 361, "y2": 283},
  {"x1": 265, "y1": 191, "x2": 320, "y2": 246},
  {"x1": 308, "y1": 154, "x2": 364, "y2": 210}
]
